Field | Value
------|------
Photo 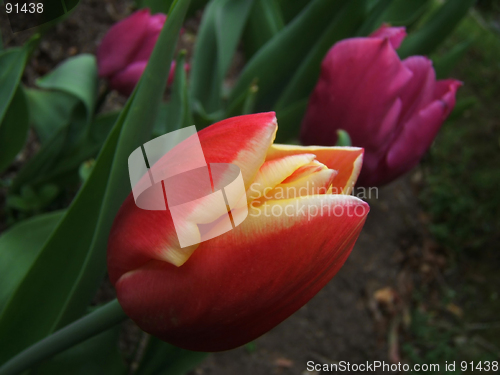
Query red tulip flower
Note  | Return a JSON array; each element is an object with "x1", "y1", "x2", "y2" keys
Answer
[
  {"x1": 108, "y1": 112, "x2": 369, "y2": 351},
  {"x1": 97, "y1": 9, "x2": 181, "y2": 96},
  {"x1": 301, "y1": 25, "x2": 462, "y2": 187}
]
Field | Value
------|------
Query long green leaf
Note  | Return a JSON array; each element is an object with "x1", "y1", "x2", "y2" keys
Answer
[
  {"x1": 277, "y1": 0, "x2": 310, "y2": 23},
  {"x1": 0, "y1": 211, "x2": 65, "y2": 313},
  {"x1": 433, "y1": 38, "x2": 473, "y2": 79},
  {"x1": 275, "y1": 0, "x2": 368, "y2": 111},
  {"x1": 190, "y1": 0, "x2": 255, "y2": 113},
  {"x1": 135, "y1": 337, "x2": 208, "y2": 375},
  {"x1": 0, "y1": 87, "x2": 30, "y2": 173},
  {"x1": 0, "y1": 37, "x2": 36, "y2": 126},
  {"x1": 32, "y1": 323, "x2": 126, "y2": 375},
  {"x1": 136, "y1": 0, "x2": 207, "y2": 16},
  {"x1": 381, "y1": 0, "x2": 432, "y2": 27},
  {"x1": 243, "y1": 0, "x2": 285, "y2": 58},
  {"x1": 165, "y1": 51, "x2": 193, "y2": 132},
  {"x1": 9, "y1": 104, "x2": 87, "y2": 191},
  {"x1": 398, "y1": 0, "x2": 476, "y2": 58},
  {"x1": 274, "y1": 98, "x2": 308, "y2": 143},
  {"x1": 228, "y1": 0, "x2": 348, "y2": 112},
  {"x1": 0, "y1": 0, "x2": 191, "y2": 363},
  {"x1": 355, "y1": 0, "x2": 393, "y2": 36}
]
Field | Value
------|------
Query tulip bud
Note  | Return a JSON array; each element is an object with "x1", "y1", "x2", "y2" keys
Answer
[
  {"x1": 301, "y1": 25, "x2": 461, "y2": 187},
  {"x1": 108, "y1": 113, "x2": 369, "y2": 351},
  {"x1": 97, "y1": 9, "x2": 186, "y2": 96}
]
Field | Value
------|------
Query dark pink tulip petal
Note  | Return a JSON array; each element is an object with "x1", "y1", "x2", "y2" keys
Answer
[
  {"x1": 385, "y1": 79, "x2": 462, "y2": 177},
  {"x1": 108, "y1": 61, "x2": 147, "y2": 96},
  {"x1": 132, "y1": 13, "x2": 167, "y2": 63},
  {"x1": 167, "y1": 61, "x2": 176, "y2": 86},
  {"x1": 97, "y1": 9, "x2": 150, "y2": 77},
  {"x1": 301, "y1": 26, "x2": 461, "y2": 187},
  {"x1": 399, "y1": 56, "x2": 436, "y2": 125},
  {"x1": 369, "y1": 24, "x2": 407, "y2": 49},
  {"x1": 301, "y1": 38, "x2": 413, "y2": 150},
  {"x1": 434, "y1": 79, "x2": 463, "y2": 117},
  {"x1": 110, "y1": 61, "x2": 178, "y2": 96}
]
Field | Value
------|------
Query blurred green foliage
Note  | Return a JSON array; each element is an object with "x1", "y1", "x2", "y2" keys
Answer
[{"x1": 420, "y1": 10, "x2": 500, "y2": 253}]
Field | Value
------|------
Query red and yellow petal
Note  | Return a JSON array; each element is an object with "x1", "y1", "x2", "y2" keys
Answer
[
  {"x1": 200, "y1": 112, "x2": 277, "y2": 189},
  {"x1": 266, "y1": 144, "x2": 364, "y2": 193},
  {"x1": 114, "y1": 195, "x2": 369, "y2": 351},
  {"x1": 247, "y1": 154, "x2": 317, "y2": 201}
]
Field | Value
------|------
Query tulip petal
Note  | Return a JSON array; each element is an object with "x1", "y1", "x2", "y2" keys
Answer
[
  {"x1": 114, "y1": 194, "x2": 369, "y2": 351},
  {"x1": 434, "y1": 79, "x2": 462, "y2": 117},
  {"x1": 109, "y1": 61, "x2": 148, "y2": 96},
  {"x1": 255, "y1": 168, "x2": 337, "y2": 203},
  {"x1": 266, "y1": 145, "x2": 364, "y2": 193},
  {"x1": 97, "y1": 9, "x2": 150, "y2": 77},
  {"x1": 369, "y1": 24, "x2": 407, "y2": 49},
  {"x1": 108, "y1": 113, "x2": 278, "y2": 278},
  {"x1": 399, "y1": 56, "x2": 436, "y2": 125},
  {"x1": 385, "y1": 79, "x2": 461, "y2": 180},
  {"x1": 281, "y1": 160, "x2": 328, "y2": 183},
  {"x1": 301, "y1": 38, "x2": 413, "y2": 148},
  {"x1": 132, "y1": 13, "x2": 167, "y2": 64},
  {"x1": 247, "y1": 154, "x2": 317, "y2": 201},
  {"x1": 199, "y1": 112, "x2": 278, "y2": 189}
]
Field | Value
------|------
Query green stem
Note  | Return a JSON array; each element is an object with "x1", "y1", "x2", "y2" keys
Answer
[{"x1": 0, "y1": 299, "x2": 127, "y2": 375}]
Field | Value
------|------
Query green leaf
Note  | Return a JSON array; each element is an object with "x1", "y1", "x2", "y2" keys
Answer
[
  {"x1": 275, "y1": 0, "x2": 368, "y2": 111},
  {"x1": 12, "y1": 105, "x2": 118, "y2": 191},
  {"x1": 432, "y1": 38, "x2": 473, "y2": 79},
  {"x1": 35, "y1": 54, "x2": 98, "y2": 121},
  {"x1": 277, "y1": 0, "x2": 310, "y2": 23},
  {"x1": 190, "y1": 0, "x2": 255, "y2": 113},
  {"x1": 243, "y1": 0, "x2": 285, "y2": 58},
  {"x1": 165, "y1": 51, "x2": 193, "y2": 132},
  {"x1": 0, "y1": 38, "x2": 35, "y2": 127},
  {"x1": 6, "y1": 184, "x2": 59, "y2": 213},
  {"x1": 0, "y1": 210, "x2": 65, "y2": 313},
  {"x1": 11, "y1": 126, "x2": 68, "y2": 191},
  {"x1": 355, "y1": 0, "x2": 393, "y2": 36},
  {"x1": 381, "y1": 0, "x2": 432, "y2": 27},
  {"x1": 152, "y1": 103, "x2": 169, "y2": 137},
  {"x1": 0, "y1": 0, "x2": 191, "y2": 363},
  {"x1": 335, "y1": 130, "x2": 352, "y2": 147},
  {"x1": 229, "y1": 0, "x2": 348, "y2": 112},
  {"x1": 32, "y1": 323, "x2": 126, "y2": 375},
  {"x1": 136, "y1": 0, "x2": 175, "y2": 13},
  {"x1": 135, "y1": 337, "x2": 208, "y2": 375},
  {"x1": 24, "y1": 88, "x2": 80, "y2": 144},
  {"x1": 274, "y1": 98, "x2": 308, "y2": 143},
  {"x1": 136, "y1": 0, "x2": 207, "y2": 16},
  {"x1": 398, "y1": 0, "x2": 476, "y2": 58},
  {"x1": 0, "y1": 86, "x2": 30, "y2": 173},
  {"x1": 0, "y1": 49, "x2": 25, "y2": 124}
]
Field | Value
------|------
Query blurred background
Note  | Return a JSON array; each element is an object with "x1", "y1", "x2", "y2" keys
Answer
[{"x1": 1, "y1": 0, "x2": 499, "y2": 374}]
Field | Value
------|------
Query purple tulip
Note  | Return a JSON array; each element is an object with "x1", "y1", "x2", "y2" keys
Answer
[
  {"x1": 97, "y1": 9, "x2": 179, "y2": 96},
  {"x1": 300, "y1": 25, "x2": 462, "y2": 187}
]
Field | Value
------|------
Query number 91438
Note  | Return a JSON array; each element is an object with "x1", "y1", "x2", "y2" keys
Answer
[{"x1": 5, "y1": 2, "x2": 44, "y2": 14}]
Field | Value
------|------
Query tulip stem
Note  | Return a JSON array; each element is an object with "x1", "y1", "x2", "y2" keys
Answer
[{"x1": 0, "y1": 299, "x2": 127, "y2": 375}]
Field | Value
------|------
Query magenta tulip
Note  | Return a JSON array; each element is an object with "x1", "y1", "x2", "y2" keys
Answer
[
  {"x1": 301, "y1": 25, "x2": 462, "y2": 187},
  {"x1": 97, "y1": 9, "x2": 180, "y2": 96}
]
